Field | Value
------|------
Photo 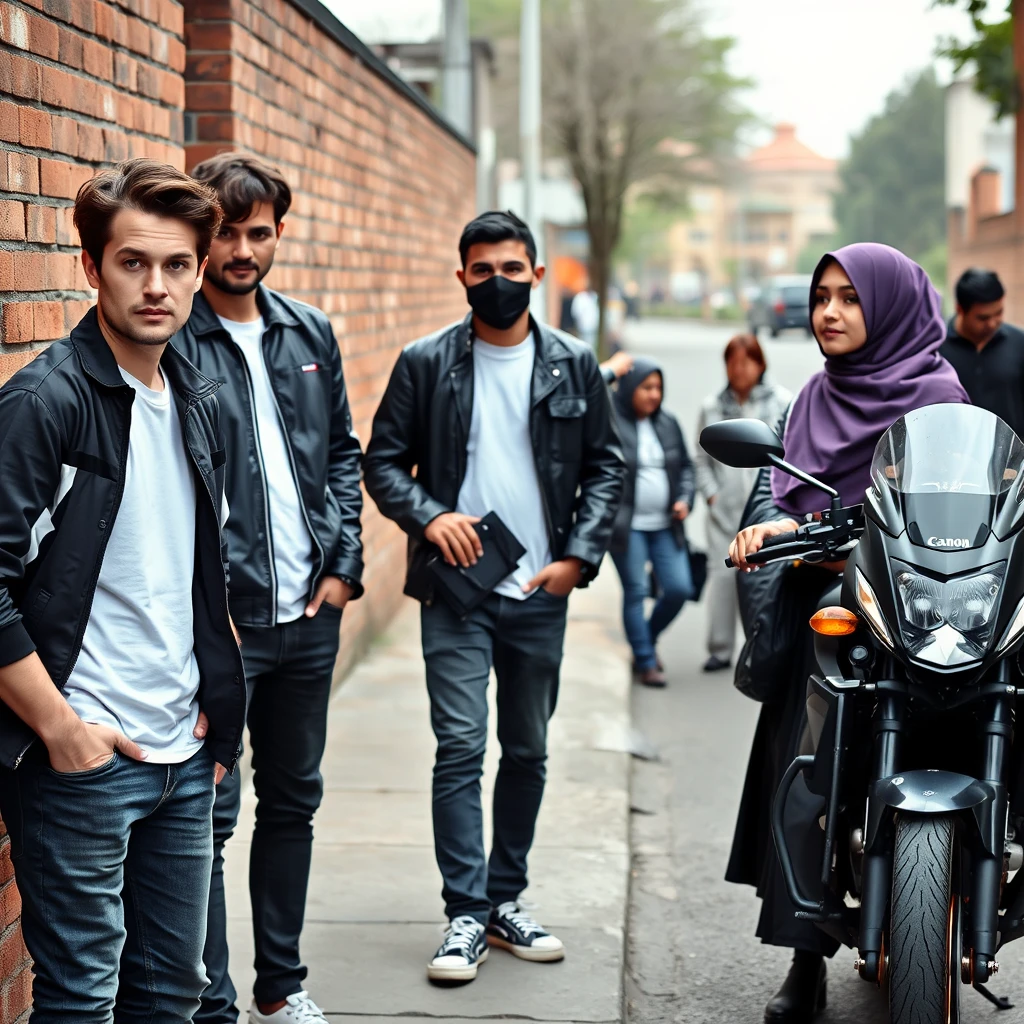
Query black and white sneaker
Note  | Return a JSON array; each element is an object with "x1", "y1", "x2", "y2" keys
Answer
[
  {"x1": 427, "y1": 916, "x2": 488, "y2": 982},
  {"x1": 486, "y1": 902, "x2": 565, "y2": 962}
]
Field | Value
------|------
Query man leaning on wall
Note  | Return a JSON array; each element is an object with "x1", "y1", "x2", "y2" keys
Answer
[
  {"x1": 0, "y1": 159, "x2": 246, "y2": 1021},
  {"x1": 176, "y1": 153, "x2": 364, "y2": 1024}
]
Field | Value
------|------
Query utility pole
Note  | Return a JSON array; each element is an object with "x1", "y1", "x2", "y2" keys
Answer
[
  {"x1": 441, "y1": 0, "x2": 472, "y2": 139},
  {"x1": 520, "y1": 0, "x2": 546, "y2": 319}
]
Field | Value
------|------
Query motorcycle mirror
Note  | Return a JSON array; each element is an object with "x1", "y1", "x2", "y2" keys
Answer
[
  {"x1": 699, "y1": 418, "x2": 785, "y2": 468},
  {"x1": 699, "y1": 418, "x2": 841, "y2": 508}
]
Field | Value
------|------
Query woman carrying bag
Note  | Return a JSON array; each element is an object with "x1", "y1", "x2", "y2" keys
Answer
[
  {"x1": 608, "y1": 357, "x2": 697, "y2": 688},
  {"x1": 724, "y1": 243, "x2": 969, "y2": 1024}
]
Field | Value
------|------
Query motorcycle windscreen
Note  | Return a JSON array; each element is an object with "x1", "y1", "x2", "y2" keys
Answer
[{"x1": 870, "y1": 403, "x2": 1024, "y2": 547}]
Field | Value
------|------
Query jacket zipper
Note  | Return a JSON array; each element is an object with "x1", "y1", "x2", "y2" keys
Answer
[
  {"x1": 263, "y1": 337, "x2": 325, "y2": 601},
  {"x1": 231, "y1": 343, "x2": 280, "y2": 624},
  {"x1": 14, "y1": 391, "x2": 134, "y2": 769}
]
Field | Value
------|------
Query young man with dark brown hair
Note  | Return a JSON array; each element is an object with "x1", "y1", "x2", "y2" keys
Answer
[
  {"x1": 178, "y1": 153, "x2": 363, "y2": 1024},
  {"x1": 0, "y1": 159, "x2": 246, "y2": 1021}
]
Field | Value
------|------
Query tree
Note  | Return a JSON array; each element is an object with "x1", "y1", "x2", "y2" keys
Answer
[
  {"x1": 541, "y1": 0, "x2": 747, "y2": 355},
  {"x1": 933, "y1": 1, "x2": 1016, "y2": 117},
  {"x1": 833, "y1": 69, "x2": 946, "y2": 263}
]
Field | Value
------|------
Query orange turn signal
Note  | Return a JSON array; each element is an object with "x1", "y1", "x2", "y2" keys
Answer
[{"x1": 810, "y1": 607, "x2": 859, "y2": 636}]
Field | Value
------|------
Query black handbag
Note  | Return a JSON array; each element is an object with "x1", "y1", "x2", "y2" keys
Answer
[
  {"x1": 426, "y1": 512, "x2": 527, "y2": 618},
  {"x1": 734, "y1": 560, "x2": 833, "y2": 703}
]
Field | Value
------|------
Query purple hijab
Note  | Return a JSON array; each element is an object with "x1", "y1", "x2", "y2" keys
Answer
[{"x1": 771, "y1": 243, "x2": 969, "y2": 517}]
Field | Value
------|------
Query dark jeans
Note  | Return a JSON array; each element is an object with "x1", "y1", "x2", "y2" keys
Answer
[
  {"x1": 198, "y1": 605, "x2": 341, "y2": 1022},
  {"x1": 0, "y1": 745, "x2": 215, "y2": 1023},
  {"x1": 421, "y1": 588, "x2": 568, "y2": 923},
  {"x1": 611, "y1": 528, "x2": 693, "y2": 671}
]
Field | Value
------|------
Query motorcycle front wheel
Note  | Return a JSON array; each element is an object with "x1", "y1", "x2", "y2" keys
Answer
[{"x1": 888, "y1": 813, "x2": 962, "y2": 1024}]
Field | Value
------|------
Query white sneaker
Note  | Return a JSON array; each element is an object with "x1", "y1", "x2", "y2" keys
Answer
[
  {"x1": 248, "y1": 991, "x2": 328, "y2": 1023},
  {"x1": 427, "y1": 915, "x2": 489, "y2": 982}
]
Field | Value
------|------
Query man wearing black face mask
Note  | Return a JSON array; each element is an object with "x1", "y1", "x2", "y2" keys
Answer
[{"x1": 365, "y1": 210, "x2": 624, "y2": 984}]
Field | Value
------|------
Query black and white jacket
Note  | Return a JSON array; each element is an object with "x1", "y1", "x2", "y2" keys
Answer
[{"x1": 0, "y1": 308, "x2": 246, "y2": 770}]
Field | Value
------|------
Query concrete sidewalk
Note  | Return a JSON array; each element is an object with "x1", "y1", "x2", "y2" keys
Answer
[{"x1": 224, "y1": 568, "x2": 632, "y2": 1023}]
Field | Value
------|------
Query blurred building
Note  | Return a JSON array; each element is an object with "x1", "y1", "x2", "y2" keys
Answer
[
  {"x1": 946, "y1": 59, "x2": 1023, "y2": 320},
  {"x1": 661, "y1": 124, "x2": 838, "y2": 303}
]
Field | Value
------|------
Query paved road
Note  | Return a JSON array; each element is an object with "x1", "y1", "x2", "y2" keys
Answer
[{"x1": 620, "y1": 319, "x2": 1024, "y2": 1023}]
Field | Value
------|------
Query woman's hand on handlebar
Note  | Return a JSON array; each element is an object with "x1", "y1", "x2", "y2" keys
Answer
[{"x1": 729, "y1": 518, "x2": 801, "y2": 572}]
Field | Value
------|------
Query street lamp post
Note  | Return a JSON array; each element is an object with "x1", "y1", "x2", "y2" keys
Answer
[{"x1": 520, "y1": 0, "x2": 546, "y2": 319}]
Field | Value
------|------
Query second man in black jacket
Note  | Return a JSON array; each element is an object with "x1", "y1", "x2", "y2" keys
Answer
[
  {"x1": 175, "y1": 155, "x2": 363, "y2": 1024},
  {"x1": 364, "y1": 211, "x2": 624, "y2": 983}
]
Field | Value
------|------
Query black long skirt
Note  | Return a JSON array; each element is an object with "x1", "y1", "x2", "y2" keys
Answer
[{"x1": 725, "y1": 610, "x2": 841, "y2": 956}]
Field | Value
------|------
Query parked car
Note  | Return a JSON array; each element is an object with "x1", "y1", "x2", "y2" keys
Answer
[{"x1": 748, "y1": 275, "x2": 813, "y2": 337}]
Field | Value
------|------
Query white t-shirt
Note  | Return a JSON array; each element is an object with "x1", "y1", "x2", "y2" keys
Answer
[
  {"x1": 64, "y1": 368, "x2": 202, "y2": 763},
  {"x1": 218, "y1": 315, "x2": 314, "y2": 624},
  {"x1": 456, "y1": 336, "x2": 551, "y2": 600},
  {"x1": 571, "y1": 290, "x2": 600, "y2": 338},
  {"x1": 631, "y1": 418, "x2": 672, "y2": 532}
]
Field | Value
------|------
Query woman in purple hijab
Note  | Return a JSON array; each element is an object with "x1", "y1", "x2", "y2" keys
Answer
[{"x1": 725, "y1": 244, "x2": 969, "y2": 1024}]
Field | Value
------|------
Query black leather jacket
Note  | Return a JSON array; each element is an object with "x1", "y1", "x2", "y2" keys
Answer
[
  {"x1": 0, "y1": 309, "x2": 245, "y2": 770},
  {"x1": 363, "y1": 314, "x2": 625, "y2": 601},
  {"x1": 173, "y1": 288, "x2": 364, "y2": 627}
]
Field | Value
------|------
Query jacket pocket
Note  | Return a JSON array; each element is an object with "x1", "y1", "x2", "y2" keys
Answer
[{"x1": 547, "y1": 395, "x2": 586, "y2": 462}]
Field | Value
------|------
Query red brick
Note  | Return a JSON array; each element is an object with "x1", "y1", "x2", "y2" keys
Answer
[
  {"x1": 63, "y1": 297, "x2": 91, "y2": 329},
  {"x1": 55, "y1": 205, "x2": 76, "y2": 245},
  {"x1": 158, "y1": 0, "x2": 182, "y2": 34},
  {"x1": 6, "y1": 151, "x2": 38, "y2": 194},
  {"x1": 127, "y1": 13, "x2": 149, "y2": 56},
  {"x1": 185, "y1": 22, "x2": 232, "y2": 51},
  {"x1": 0, "y1": 3, "x2": 29, "y2": 50},
  {"x1": 12, "y1": 252, "x2": 45, "y2": 291},
  {"x1": 57, "y1": 25, "x2": 83, "y2": 67},
  {"x1": 42, "y1": 0, "x2": 71, "y2": 22},
  {"x1": 1, "y1": 302, "x2": 33, "y2": 342},
  {"x1": 0, "y1": 100, "x2": 17, "y2": 143},
  {"x1": 82, "y1": 37, "x2": 112, "y2": 80},
  {"x1": 45, "y1": 253, "x2": 77, "y2": 290},
  {"x1": 18, "y1": 106, "x2": 51, "y2": 149},
  {"x1": 39, "y1": 158, "x2": 74, "y2": 199},
  {"x1": 77, "y1": 122, "x2": 104, "y2": 162},
  {"x1": 113, "y1": 51, "x2": 137, "y2": 91},
  {"x1": 0, "y1": 200, "x2": 24, "y2": 241},
  {"x1": 94, "y1": 0, "x2": 114, "y2": 40},
  {"x1": 50, "y1": 114, "x2": 78, "y2": 155},
  {"x1": 150, "y1": 25, "x2": 168, "y2": 65},
  {"x1": 0, "y1": 251, "x2": 13, "y2": 292},
  {"x1": 167, "y1": 36, "x2": 185, "y2": 73},
  {"x1": 0, "y1": 51, "x2": 41, "y2": 100},
  {"x1": 70, "y1": 0, "x2": 94, "y2": 31},
  {"x1": 25, "y1": 203, "x2": 56, "y2": 243},
  {"x1": 34, "y1": 300, "x2": 64, "y2": 340},
  {"x1": 28, "y1": 10, "x2": 59, "y2": 57},
  {"x1": 68, "y1": 163, "x2": 93, "y2": 196},
  {"x1": 0, "y1": 349, "x2": 39, "y2": 381}
]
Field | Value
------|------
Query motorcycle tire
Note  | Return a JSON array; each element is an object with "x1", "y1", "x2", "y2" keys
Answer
[{"x1": 888, "y1": 813, "x2": 962, "y2": 1024}]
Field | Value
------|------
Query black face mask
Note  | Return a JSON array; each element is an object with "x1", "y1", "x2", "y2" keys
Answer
[{"x1": 465, "y1": 275, "x2": 533, "y2": 331}]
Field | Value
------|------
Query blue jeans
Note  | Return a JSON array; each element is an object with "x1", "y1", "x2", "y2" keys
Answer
[
  {"x1": 0, "y1": 745, "x2": 215, "y2": 1023},
  {"x1": 199, "y1": 606, "x2": 342, "y2": 1022},
  {"x1": 611, "y1": 528, "x2": 694, "y2": 671},
  {"x1": 421, "y1": 588, "x2": 568, "y2": 923}
]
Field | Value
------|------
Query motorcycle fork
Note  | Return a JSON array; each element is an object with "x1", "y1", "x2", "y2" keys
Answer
[
  {"x1": 965, "y1": 691, "x2": 1013, "y2": 985},
  {"x1": 858, "y1": 692, "x2": 904, "y2": 984}
]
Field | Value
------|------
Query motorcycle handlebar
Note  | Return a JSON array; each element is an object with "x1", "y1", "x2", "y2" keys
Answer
[{"x1": 724, "y1": 536, "x2": 818, "y2": 569}]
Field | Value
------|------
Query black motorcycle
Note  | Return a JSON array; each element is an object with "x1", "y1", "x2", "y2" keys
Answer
[{"x1": 701, "y1": 403, "x2": 1024, "y2": 1024}]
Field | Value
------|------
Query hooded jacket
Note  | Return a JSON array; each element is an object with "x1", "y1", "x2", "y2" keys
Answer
[{"x1": 609, "y1": 357, "x2": 695, "y2": 553}]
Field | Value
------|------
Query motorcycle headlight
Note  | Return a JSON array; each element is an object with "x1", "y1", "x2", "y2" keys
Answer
[{"x1": 893, "y1": 561, "x2": 1005, "y2": 667}]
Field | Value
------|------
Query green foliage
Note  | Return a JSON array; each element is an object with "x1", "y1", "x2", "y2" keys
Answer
[
  {"x1": 932, "y1": 1, "x2": 1016, "y2": 117},
  {"x1": 834, "y1": 69, "x2": 945, "y2": 263},
  {"x1": 468, "y1": 0, "x2": 520, "y2": 36}
]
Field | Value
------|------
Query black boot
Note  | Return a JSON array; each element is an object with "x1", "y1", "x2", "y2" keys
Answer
[{"x1": 764, "y1": 952, "x2": 827, "y2": 1023}]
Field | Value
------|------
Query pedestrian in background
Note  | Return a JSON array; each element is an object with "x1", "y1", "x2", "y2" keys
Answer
[
  {"x1": 727, "y1": 244, "x2": 968, "y2": 1024},
  {"x1": 364, "y1": 211, "x2": 623, "y2": 984},
  {"x1": 940, "y1": 267, "x2": 1024, "y2": 440},
  {"x1": 177, "y1": 154, "x2": 364, "y2": 1024},
  {"x1": 608, "y1": 357, "x2": 695, "y2": 688},
  {"x1": 571, "y1": 281, "x2": 600, "y2": 350},
  {"x1": 694, "y1": 334, "x2": 790, "y2": 673},
  {"x1": 0, "y1": 160, "x2": 244, "y2": 1021}
]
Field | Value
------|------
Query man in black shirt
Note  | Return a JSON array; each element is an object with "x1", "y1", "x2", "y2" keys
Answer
[{"x1": 940, "y1": 268, "x2": 1024, "y2": 439}]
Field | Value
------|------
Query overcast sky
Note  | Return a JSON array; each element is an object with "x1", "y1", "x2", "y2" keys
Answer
[{"x1": 324, "y1": 0, "x2": 977, "y2": 158}]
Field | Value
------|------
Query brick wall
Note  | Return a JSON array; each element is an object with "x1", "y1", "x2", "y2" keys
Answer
[
  {"x1": 0, "y1": 0, "x2": 475, "y2": 1014},
  {"x1": 183, "y1": 0, "x2": 476, "y2": 673}
]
